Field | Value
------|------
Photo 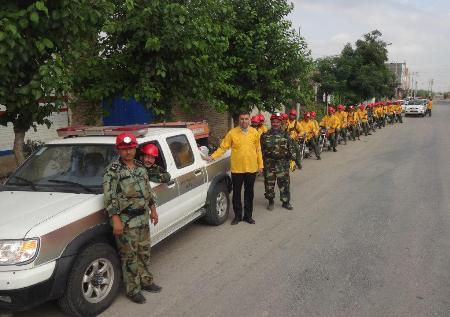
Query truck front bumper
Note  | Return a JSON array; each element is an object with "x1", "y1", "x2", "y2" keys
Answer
[{"x1": 0, "y1": 261, "x2": 55, "y2": 311}]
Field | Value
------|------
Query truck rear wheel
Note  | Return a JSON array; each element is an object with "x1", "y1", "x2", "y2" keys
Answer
[
  {"x1": 58, "y1": 242, "x2": 121, "y2": 317},
  {"x1": 205, "y1": 182, "x2": 230, "y2": 226}
]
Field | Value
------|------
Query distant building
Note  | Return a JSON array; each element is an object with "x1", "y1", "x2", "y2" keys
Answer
[{"x1": 386, "y1": 62, "x2": 410, "y2": 98}]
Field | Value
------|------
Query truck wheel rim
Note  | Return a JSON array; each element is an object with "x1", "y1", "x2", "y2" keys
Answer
[
  {"x1": 82, "y1": 258, "x2": 115, "y2": 304},
  {"x1": 216, "y1": 192, "x2": 228, "y2": 217}
]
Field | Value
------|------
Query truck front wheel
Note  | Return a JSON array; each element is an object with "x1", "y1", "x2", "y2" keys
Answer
[
  {"x1": 58, "y1": 242, "x2": 121, "y2": 317},
  {"x1": 205, "y1": 182, "x2": 230, "y2": 226}
]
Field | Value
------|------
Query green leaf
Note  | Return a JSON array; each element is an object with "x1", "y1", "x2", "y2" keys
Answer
[
  {"x1": 19, "y1": 19, "x2": 29, "y2": 29},
  {"x1": 35, "y1": 41, "x2": 45, "y2": 52},
  {"x1": 144, "y1": 37, "x2": 161, "y2": 51},
  {"x1": 30, "y1": 12, "x2": 39, "y2": 23},
  {"x1": 35, "y1": 1, "x2": 46, "y2": 11},
  {"x1": 42, "y1": 38, "x2": 54, "y2": 49},
  {"x1": 0, "y1": 32, "x2": 5, "y2": 41},
  {"x1": 5, "y1": 24, "x2": 18, "y2": 35}
]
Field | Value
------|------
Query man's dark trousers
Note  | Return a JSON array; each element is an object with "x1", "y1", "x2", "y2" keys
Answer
[{"x1": 231, "y1": 172, "x2": 257, "y2": 220}]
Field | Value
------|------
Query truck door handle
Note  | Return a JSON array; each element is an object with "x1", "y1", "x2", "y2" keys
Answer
[
  {"x1": 167, "y1": 180, "x2": 176, "y2": 188},
  {"x1": 194, "y1": 169, "x2": 202, "y2": 176}
]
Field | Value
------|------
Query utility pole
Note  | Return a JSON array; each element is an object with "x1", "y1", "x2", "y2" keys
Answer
[{"x1": 411, "y1": 72, "x2": 418, "y2": 98}]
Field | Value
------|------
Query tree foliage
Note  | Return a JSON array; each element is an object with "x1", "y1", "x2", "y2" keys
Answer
[
  {"x1": 221, "y1": 0, "x2": 313, "y2": 114},
  {"x1": 73, "y1": 0, "x2": 234, "y2": 117},
  {"x1": 314, "y1": 30, "x2": 396, "y2": 105},
  {"x1": 2, "y1": 0, "x2": 314, "y2": 166},
  {"x1": 0, "y1": 0, "x2": 108, "y2": 164},
  {"x1": 74, "y1": 0, "x2": 313, "y2": 117}
]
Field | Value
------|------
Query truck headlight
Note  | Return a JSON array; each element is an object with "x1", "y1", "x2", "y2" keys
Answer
[{"x1": 0, "y1": 239, "x2": 39, "y2": 265}]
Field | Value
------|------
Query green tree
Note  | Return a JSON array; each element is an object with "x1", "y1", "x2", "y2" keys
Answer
[
  {"x1": 0, "y1": 1, "x2": 108, "y2": 164},
  {"x1": 221, "y1": 0, "x2": 313, "y2": 116},
  {"x1": 351, "y1": 30, "x2": 396, "y2": 101},
  {"x1": 313, "y1": 56, "x2": 339, "y2": 104},
  {"x1": 73, "y1": 0, "x2": 233, "y2": 119},
  {"x1": 313, "y1": 30, "x2": 396, "y2": 105}
]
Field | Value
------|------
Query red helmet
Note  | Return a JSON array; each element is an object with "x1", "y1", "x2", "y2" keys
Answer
[
  {"x1": 289, "y1": 108, "x2": 297, "y2": 116},
  {"x1": 270, "y1": 112, "x2": 283, "y2": 121},
  {"x1": 257, "y1": 114, "x2": 265, "y2": 122},
  {"x1": 281, "y1": 113, "x2": 289, "y2": 121},
  {"x1": 327, "y1": 106, "x2": 335, "y2": 114},
  {"x1": 116, "y1": 132, "x2": 138, "y2": 149},
  {"x1": 359, "y1": 104, "x2": 365, "y2": 110},
  {"x1": 310, "y1": 111, "x2": 317, "y2": 118},
  {"x1": 251, "y1": 115, "x2": 260, "y2": 124},
  {"x1": 304, "y1": 112, "x2": 311, "y2": 118},
  {"x1": 337, "y1": 104, "x2": 345, "y2": 111},
  {"x1": 141, "y1": 143, "x2": 159, "y2": 157}
]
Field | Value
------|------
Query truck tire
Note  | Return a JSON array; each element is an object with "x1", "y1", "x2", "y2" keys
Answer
[
  {"x1": 58, "y1": 243, "x2": 121, "y2": 317},
  {"x1": 204, "y1": 181, "x2": 230, "y2": 226}
]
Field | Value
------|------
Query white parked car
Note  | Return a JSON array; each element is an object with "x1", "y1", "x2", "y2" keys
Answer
[
  {"x1": 404, "y1": 99, "x2": 427, "y2": 117},
  {"x1": 0, "y1": 124, "x2": 231, "y2": 316}
]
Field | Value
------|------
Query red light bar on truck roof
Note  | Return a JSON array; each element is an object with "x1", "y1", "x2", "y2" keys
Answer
[
  {"x1": 57, "y1": 125, "x2": 148, "y2": 138},
  {"x1": 57, "y1": 121, "x2": 209, "y2": 139},
  {"x1": 56, "y1": 126, "x2": 88, "y2": 138}
]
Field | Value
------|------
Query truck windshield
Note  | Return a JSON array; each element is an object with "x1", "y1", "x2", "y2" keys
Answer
[{"x1": 6, "y1": 144, "x2": 117, "y2": 192}]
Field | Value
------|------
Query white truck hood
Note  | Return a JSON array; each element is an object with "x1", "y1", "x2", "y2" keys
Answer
[{"x1": 0, "y1": 191, "x2": 94, "y2": 239}]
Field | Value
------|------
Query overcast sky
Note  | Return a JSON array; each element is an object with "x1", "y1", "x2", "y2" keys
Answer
[{"x1": 288, "y1": 0, "x2": 450, "y2": 92}]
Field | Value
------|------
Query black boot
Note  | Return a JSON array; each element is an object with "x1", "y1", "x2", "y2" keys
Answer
[
  {"x1": 267, "y1": 199, "x2": 274, "y2": 211},
  {"x1": 282, "y1": 202, "x2": 293, "y2": 210},
  {"x1": 143, "y1": 283, "x2": 162, "y2": 293},
  {"x1": 127, "y1": 292, "x2": 146, "y2": 304}
]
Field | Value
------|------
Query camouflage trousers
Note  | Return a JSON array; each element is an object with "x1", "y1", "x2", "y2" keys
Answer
[
  {"x1": 264, "y1": 160, "x2": 290, "y2": 203},
  {"x1": 115, "y1": 225, "x2": 153, "y2": 296}
]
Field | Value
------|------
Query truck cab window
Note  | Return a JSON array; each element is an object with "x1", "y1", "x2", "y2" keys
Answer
[
  {"x1": 136, "y1": 141, "x2": 167, "y2": 170},
  {"x1": 167, "y1": 135, "x2": 195, "y2": 169}
]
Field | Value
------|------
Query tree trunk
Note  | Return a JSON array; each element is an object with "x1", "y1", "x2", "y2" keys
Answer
[{"x1": 13, "y1": 127, "x2": 26, "y2": 166}]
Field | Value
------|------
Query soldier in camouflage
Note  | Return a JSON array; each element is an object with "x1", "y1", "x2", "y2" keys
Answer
[
  {"x1": 261, "y1": 113, "x2": 301, "y2": 211},
  {"x1": 103, "y1": 132, "x2": 162, "y2": 304},
  {"x1": 140, "y1": 143, "x2": 171, "y2": 183}
]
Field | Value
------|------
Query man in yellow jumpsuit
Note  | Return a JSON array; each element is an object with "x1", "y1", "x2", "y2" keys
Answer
[
  {"x1": 387, "y1": 101, "x2": 395, "y2": 124},
  {"x1": 320, "y1": 106, "x2": 340, "y2": 152},
  {"x1": 286, "y1": 109, "x2": 303, "y2": 170},
  {"x1": 426, "y1": 97, "x2": 433, "y2": 117},
  {"x1": 251, "y1": 115, "x2": 260, "y2": 130},
  {"x1": 357, "y1": 104, "x2": 371, "y2": 136},
  {"x1": 310, "y1": 111, "x2": 321, "y2": 150},
  {"x1": 256, "y1": 114, "x2": 268, "y2": 135},
  {"x1": 347, "y1": 105, "x2": 360, "y2": 140},
  {"x1": 395, "y1": 101, "x2": 403, "y2": 123},
  {"x1": 335, "y1": 104, "x2": 348, "y2": 145},
  {"x1": 382, "y1": 102, "x2": 388, "y2": 127},
  {"x1": 298, "y1": 112, "x2": 321, "y2": 160}
]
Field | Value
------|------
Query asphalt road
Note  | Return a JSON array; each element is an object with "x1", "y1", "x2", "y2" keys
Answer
[{"x1": 6, "y1": 100, "x2": 450, "y2": 317}]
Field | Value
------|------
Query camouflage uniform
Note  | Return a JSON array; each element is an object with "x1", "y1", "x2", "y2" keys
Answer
[
  {"x1": 146, "y1": 164, "x2": 171, "y2": 183},
  {"x1": 103, "y1": 159, "x2": 155, "y2": 296},
  {"x1": 261, "y1": 129, "x2": 300, "y2": 203}
]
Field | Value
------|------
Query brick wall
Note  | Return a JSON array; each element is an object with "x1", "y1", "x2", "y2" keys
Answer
[
  {"x1": 69, "y1": 100, "x2": 232, "y2": 145},
  {"x1": 70, "y1": 102, "x2": 103, "y2": 126},
  {"x1": 170, "y1": 103, "x2": 232, "y2": 145}
]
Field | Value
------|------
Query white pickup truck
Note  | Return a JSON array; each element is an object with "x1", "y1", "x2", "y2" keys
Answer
[{"x1": 0, "y1": 123, "x2": 231, "y2": 316}]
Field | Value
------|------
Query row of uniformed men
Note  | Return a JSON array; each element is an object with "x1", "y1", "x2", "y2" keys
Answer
[{"x1": 101, "y1": 100, "x2": 408, "y2": 304}]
